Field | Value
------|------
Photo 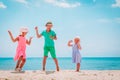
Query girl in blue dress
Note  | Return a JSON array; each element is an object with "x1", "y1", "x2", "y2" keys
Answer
[{"x1": 68, "y1": 36, "x2": 82, "y2": 72}]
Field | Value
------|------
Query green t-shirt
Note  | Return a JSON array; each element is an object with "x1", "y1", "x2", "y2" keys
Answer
[{"x1": 41, "y1": 30, "x2": 56, "y2": 47}]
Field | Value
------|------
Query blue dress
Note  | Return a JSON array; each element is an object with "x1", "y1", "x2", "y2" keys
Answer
[{"x1": 72, "y1": 44, "x2": 81, "y2": 63}]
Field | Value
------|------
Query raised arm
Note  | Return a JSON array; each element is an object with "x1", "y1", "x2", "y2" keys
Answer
[
  {"x1": 68, "y1": 40, "x2": 73, "y2": 47},
  {"x1": 35, "y1": 27, "x2": 42, "y2": 38},
  {"x1": 8, "y1": 30, "x2": 19, "y2": 42},
  {"x1": 26, "y1": 37, "x2": 33, "y2": 45}
]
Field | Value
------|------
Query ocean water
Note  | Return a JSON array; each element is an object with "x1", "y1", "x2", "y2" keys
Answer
[{"x1": 0, "y1": 57, "x2": 120, "y2": 70}]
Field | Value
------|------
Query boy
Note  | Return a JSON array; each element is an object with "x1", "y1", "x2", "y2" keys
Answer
[{"x1": 35, "y1": 21, "x2": 59, "y2": 71}]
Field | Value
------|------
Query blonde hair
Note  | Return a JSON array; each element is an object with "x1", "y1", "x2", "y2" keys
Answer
[
  {"x1": 20, "y1": 27, "x2": 28, "y2": 35},
  {"x1": 75, "y1": 36, "x2": 80, "y2": 39}
]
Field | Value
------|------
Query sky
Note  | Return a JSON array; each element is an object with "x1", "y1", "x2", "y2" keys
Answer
[{"x1": 0, "y1": 0, "x2": 120, "y2": 58}]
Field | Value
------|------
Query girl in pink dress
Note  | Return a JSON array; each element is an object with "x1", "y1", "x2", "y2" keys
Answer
[{"x1": 8, "y1": 27, "x2": 33, "y2": 72}]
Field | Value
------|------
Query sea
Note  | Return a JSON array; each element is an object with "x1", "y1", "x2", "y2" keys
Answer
[{"x1": 0, "y1": 57, "x2": 120, "y2": 70}]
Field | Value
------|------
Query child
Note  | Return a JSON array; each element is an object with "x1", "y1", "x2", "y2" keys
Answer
[
  {"x1": 68, "y1": 36, "x2": 82, "y2": 72},
  {"x1": 8, "y1": 27, "x2": 33, "y2": 72},
  {"x1": 35, "y1": 21, "x2": 59, "y2": 71}
]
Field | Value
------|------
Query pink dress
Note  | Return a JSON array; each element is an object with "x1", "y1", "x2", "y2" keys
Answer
[{"x1": 14, "y1": 36, "x2": 26, "y2": 61}]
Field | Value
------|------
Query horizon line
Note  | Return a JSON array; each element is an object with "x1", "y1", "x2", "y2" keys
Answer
[{"x1": 0, "y1": 57, "x2": 120, "y2": 58}]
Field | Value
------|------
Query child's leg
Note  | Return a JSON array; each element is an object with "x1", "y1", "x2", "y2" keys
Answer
[
  {"x1": 53, "y1": 58, "x2": 59, "y2": 71},
  {"x1": 42, "y1": 56, "x2": 47, "y2": 71},
  {"x1": 19, "y1": 57, "x2": 26, "y2": 69},
  {"x1": 50, "y1": 47, "x2": 59, "y2": 71},
  {"x1": 76, "y1": 63, "x2": 80, "y2": 72},
  {"x1": 15, "y1": 56, "x2": 22, "y2": 69}
]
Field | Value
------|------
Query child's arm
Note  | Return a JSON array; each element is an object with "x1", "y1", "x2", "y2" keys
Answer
[
  {"x1": 8, "y1": 30, "x2": 19, "y2": 42},
  {"x1": 77, "y1": 43, "x2": 82, "y2": 50},
  {"x1": 68, "y1": 40, "x2": 73, "y2": 47},
  {"x1": 35, "y1": 27, "x2": 42, "y2": 38},
  {"x1": 50, "y1": 36, "x2": 57, "y2": 40},
  {"x1": 26, "y1": 37, "x2": 33, "y2": 45}
]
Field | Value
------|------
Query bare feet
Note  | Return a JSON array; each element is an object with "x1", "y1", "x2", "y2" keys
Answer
[
  {"x1": 76, "y1": 69, "x2": 80, "y2": 72},
  {"x1": 43, "y1": 67, "x2": 45, "y2": 71},
  {"x1": 15, "y1": 68, "x2": 22, "y2": 72},
  {"x1": 57, "y1": 66, "x2": 59, "y2": 71}
]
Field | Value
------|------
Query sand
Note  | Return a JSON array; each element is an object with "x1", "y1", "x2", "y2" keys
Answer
[{"x1": 0, "y1": 70, "x2": 120, "y2": 80}]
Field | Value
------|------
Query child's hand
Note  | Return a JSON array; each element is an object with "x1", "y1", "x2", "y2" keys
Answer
[
  {"x1": 68, "y1": 40, "x2": 73, "y2": 46},
  {"x1": 8, "y1": 30, "x2": 11, "y2": 33},
  {"x1": 35, "y1": 26, "x2": 38, "y2": 31},
  {"x1": 69, "y1": 40, "x2": 73, "y2": 43},
  {"x1": 8, "y1": 30, "x2": 12, "y2": 35},
  {"x1": 30, "y1": 37, "x2": 33, "y2": 40},
  {"x1": 50, "y1": 36, "x2": 54, "y2": 39}
]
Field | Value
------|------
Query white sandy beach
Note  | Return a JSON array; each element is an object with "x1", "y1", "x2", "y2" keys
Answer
[{"x1": 0, "y1": 70, "x2": 120, "y2": 80}]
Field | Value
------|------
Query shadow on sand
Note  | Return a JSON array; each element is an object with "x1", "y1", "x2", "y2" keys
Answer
[
  {"x1": 45, "y1": 71, "x2": 55, "y2": 75},
  {"x1": 11, "y1": 71, "x2": 25, "y2": 73}
]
